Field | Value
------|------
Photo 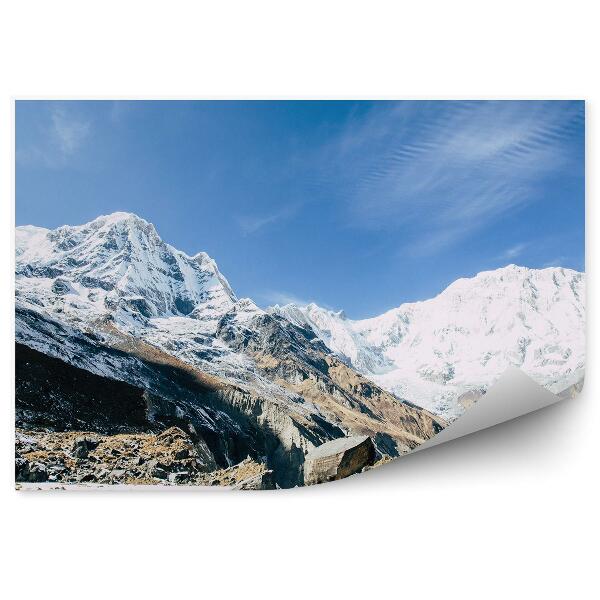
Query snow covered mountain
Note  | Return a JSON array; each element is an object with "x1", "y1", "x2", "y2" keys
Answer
[
  {"x1": 15, "y1": 212, "x2": 445, "y2": 486},
  {"x1": 16, "y1": 212, "x2": 237, "y2": 332},
  {"x1": 270, "y1": 265, "x2": 585, "y2": 418},
  {"x1": 15, "y1": 210, "x2": 585, "y2": 480},
  {"x1": 15, "y1": 212, "x2": 264, "y2": 384}
]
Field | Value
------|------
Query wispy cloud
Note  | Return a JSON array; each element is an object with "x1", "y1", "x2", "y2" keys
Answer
[
  {"x1": 17, "y1": 103, "x2": 91, "y2": 167},
  {"x1": 308, "y1": 101, "x2": 584, "y2": 256},
  {"x1": 51, "y1": 106, "x2": 90, "y2": 155},
  {"x1": 498, "y1": 242, "x2": 528, "y2": 262},
  {"x1": 235, "y1": 204, "x2": 298, "y2": 235}
]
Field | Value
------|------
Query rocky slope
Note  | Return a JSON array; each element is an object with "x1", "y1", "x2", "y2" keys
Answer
[
  {"x1": 16, "y1": 427, "x2": 273, "y2": 489},
  {"x1": 270, "y1": 265, "x2": 585, "y2": 418},
  {"x1": 15, "y1": 212, "x2": 445, "y2": 487}
]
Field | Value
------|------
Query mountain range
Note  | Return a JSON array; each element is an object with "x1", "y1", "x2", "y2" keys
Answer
[
  {"x1": 14, "y1": 212, "x2": 585, "y2": 487},
  {"x1": 270, "y1": 264, "x2": 585, "y2": 418}
]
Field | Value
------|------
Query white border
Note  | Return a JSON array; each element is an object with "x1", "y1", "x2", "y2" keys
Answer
[{"x1": 1, "y1": 2, "x2": 597, "y2": 599}]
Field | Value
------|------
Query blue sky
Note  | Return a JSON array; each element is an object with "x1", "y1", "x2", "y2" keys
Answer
[{"x1": 16, "y1": 100, "x2": 585, "y2": 318}]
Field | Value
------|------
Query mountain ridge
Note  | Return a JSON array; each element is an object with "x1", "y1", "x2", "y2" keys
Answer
[
  {"x1": 16, "y1": 212, "x2": 585, "y2": 421},
  {"x1": 16, "y1": 212, "x2": 448, "y2": 486},
  {"x1": 269, "y1": 264, "x2": 585, "y2": 418}
]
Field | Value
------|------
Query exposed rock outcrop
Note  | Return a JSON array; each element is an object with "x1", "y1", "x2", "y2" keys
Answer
[{"x1": 218, "y1": 311, "x2": 446, "y2": 456}]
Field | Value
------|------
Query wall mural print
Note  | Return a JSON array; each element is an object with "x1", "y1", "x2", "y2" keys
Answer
[{"x1": 15, "y1": 100, "x2": 585, "y2": 489}]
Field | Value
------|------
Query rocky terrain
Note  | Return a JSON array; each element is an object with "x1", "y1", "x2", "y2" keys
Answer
[
  {"x1": 16, "y1": 427, "x2": 273, "y2": 489},
  {"x1": 15, "y1": 212, "x2": 445, "y2": 488}
]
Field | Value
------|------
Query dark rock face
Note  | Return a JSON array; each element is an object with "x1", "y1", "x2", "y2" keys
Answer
[
  {"x1": 303, "y1": 436, "x2": 376, "y2": 486},
  {"x1": 15, "y1": 457, "x2": 49, "y2": 483},
  {"x1": 120, "y1": 297, "x2": 154, "y2": 319},
  {"x1": 51, "y1": 278, "x2": 72, "y2": 295},
  {"x1": 217, "y1": 312, "x2": 331, "y2": 374},
  {"x1": 14, "y1": 342, "x2": 266, "y2": 472},
  {"x1": 79, "y1": 275, "x2": 115, "y2": 291},
  {"x1": 16, "y1": 343, "x2": 151, "y2": 433},
  {"x1": 174, "y1": 296, "x2": 195, "y2": 316}
]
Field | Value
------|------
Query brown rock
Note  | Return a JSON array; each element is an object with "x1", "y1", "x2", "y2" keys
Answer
[{"x1": 303, "y1": 435, "x2": 375, "y2": 486}]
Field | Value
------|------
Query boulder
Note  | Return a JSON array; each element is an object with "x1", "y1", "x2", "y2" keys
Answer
[
  {"x1": 72, "y1": 437, "x2": 99, "y2": 459},
  {"x1": 150, "y1": 464, "x2": 168, "y2": 480},
  {"x1": 27, "y1": 461, "x2": 49, "y2": 483},
  {"x1": 303, "y1": 435, "x2": 376, "y2": 486},
  {"x1": 15, "y1": 457, "x2": 30, "y2": 482}
]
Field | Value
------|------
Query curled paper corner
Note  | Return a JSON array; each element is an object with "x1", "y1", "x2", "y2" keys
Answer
[{"x1": 413, "y1": 367, "x2": 585, "y2": 453}]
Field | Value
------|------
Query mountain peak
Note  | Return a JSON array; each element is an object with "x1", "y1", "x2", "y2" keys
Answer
[
  {"x1": 93, "y1": 211, "x2": 149, "y2": 226},
  {"x1": 268, "y1": 264, "x2": 585, "y2": 418},
  {"x1": 442, "y1": 264, "x2": 582, "y2": 299},
  {"x1": 16, "y1": 212, "x2": 237, "y2": 327},
  {"x1": 88, "y1": 211, "x2": 158, "y2": 235}
]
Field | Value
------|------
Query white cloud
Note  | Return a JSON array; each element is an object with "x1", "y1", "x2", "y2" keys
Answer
[
  {"x1": 236, "y1": 212, "x2": 281, "y2": 234},
  {"x1": 235, "y1": 204, "x2": 298, "y2": 235},
  {"x1": 17, "y1": 103, "x2": 91, "y2": 167},
  {"x1": 498, "y1": 243, "x2": 528, "y2": 261},
  {"x1": 51, "y1": 106, "x2": 90, "y2": 155},
  {"x1": 308, "y1": 101, "x2": 583, "y2": 256}
]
